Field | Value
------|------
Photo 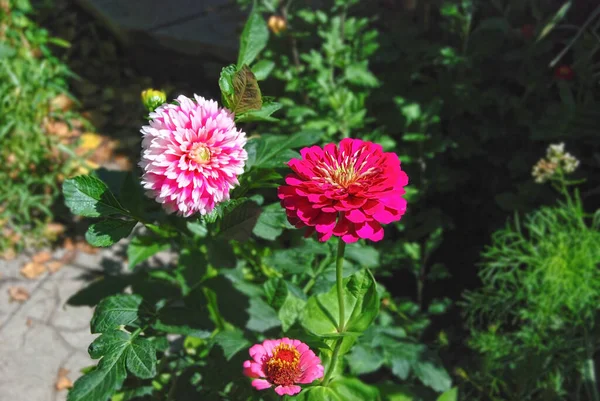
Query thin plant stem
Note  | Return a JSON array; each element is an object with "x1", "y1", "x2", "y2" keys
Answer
[
  {"x1": 322, "y1": 338, "x2": 342, "y2": 385},
  {"x1": 335, "y1": 238, "x2": 346, "y2": 331},
  {"x1": 583, "y1": 328, "x2": 600, "y2": 401},
  {"x1": 322, "y1": 237, "x2": 347, "y2": 385}
]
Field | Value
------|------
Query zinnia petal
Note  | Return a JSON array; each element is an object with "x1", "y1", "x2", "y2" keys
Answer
[{"x1": 278, "y1": 139, "x2": 407, "y2": 242}]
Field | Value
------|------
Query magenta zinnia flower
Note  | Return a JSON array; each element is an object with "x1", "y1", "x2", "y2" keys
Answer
[
  {"x1": 139, "y1": 95, "x2": 247, "y2": 217},
  {"x1": 278, "y1": 138, "x2": 408, "y2": 243},
  {"x1": 243, "y1": 338, "x2": 324, "y2": 396}
]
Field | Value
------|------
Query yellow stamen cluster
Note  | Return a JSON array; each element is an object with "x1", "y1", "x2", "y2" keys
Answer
[
  {"x1": 314, "y1": 150, "x2": 377, "y2": 188},
  {"x1": 190, "y1": 143, "x2": 211, "y2": 164},
  {"x1": 265, "y1": 344, "x2": 301, "y2": 386}
]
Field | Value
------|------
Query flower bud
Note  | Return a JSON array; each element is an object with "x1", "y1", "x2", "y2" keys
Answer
[
  {"x1": 554, "y1": 65, "x2": 574, "y2": 81},
  {"x1": 141, "y1": 89, "x2": 167, "y2": 112},
  {"x1": 268, "y1": 15, "x2": 286, "y2": 35}
]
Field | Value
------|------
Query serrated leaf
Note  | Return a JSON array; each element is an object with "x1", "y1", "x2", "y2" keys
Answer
[
  {"x1": 413, "y1": 359, "x2": 452, "y2": 392},
  {"x1": 219, "y1": 200, "x2": 261, "y2": 242},
  {"x1": 230, "y1": 65, "x2": 262, "y2": 115},
  {"x1": 88, "y1": 330, "x2": 130, "y2": 359},
  {"x1": 436, "y1": 388, "x2": 458, "y2": 401},
  {"x1": 63, "y1": 175, "x2": 128, "y2": 217},
  {"x1": 91, "y1": 294, "x2": 143, "y2": 333},
  {"x1": 235, "y1": 100, "x2": 282, "y2": 123},
  {"x1": 204, "y1": 198, "x2": 249, "y2": 224},
  {"x1": 246, "y1": 298, "x2": 280, "y2": 332},
  {"x1": 127, "y1": 236, "x2": 169, "y2": 269},
  {"x1": 237, "y1": 5, "x2": 269, "y2": 67},
  {"x1": 69, "y1": 331, "x2": 130, "y2": 401},
  {"x1": 252, "y1": 59, "x2": 275, "y2": 80},
  {"x1": 219, "y1": 64, "x2": 236, "y2": 98},
  {"x1": 126, "y1": 338, "x2": 157, "y2": 379},
  {"x1": 301, "y1": 270, "x2": 379, "y2": 353},
  {"x1": 213, "y1": 328, "x2": 250, "y2": 360},
  {"x1": 345, "y1": 61, "x2": 379, "y2": 87},
  {"x1": 347, "y1": 344, "x2": 385, "y2": 375},
  {"x1": 253, "y1": 202, "x2": 291, "y2": 240},
  {"x1": 85, "y1": 219, "x2": 137, "y2": 247},
  {"x1": 245, "y1": 130, "x2": 323, "y2": 170}
]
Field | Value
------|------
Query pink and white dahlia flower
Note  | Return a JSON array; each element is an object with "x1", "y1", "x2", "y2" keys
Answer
[
  {"x1": 278, "y1": 138, "x2": 408, "y2": 243},
  {"x1": 139, "y1": 95, "x2": 247, "y2": 216},
  {"x1": 243, "y1": 338, "x2": 324, "y2": 396}
]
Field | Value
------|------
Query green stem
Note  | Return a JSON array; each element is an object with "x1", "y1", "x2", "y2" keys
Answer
[
  {"x1": 335, "y1": 239, "x2": 346, "y2": 331},
  {"x1": 303, "y1": 255, "x2": 332, "y2": 294},
  {"x1": 583, "y1": 329, "x2": 600, "y2": 401},
  {"x1": 322, "y1": 238, "x2": 347, "y2": 385},
  {"x1": 322, "y1": 338, "x2": 342, "y2": 385}
]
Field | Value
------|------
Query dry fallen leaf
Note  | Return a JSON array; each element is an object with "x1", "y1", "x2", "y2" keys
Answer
[
  {"x1": 1, "y1": 248, "x2": 16, "y2": 261},
  {"x1": 20, "y1": 262, "x2": 47, "y2": 279},
  {"x1": 63, "y1": 238, "x2": 75, "y2": 251},
  {"x1": 79, "y1": 132, "x2": 104, "y2": 150},
  {"x1": 8, "y1": 287, "x2": 30, "y2": 302},
  {"x1": 32, "y1": 251, "x2": 52, "y2": 264},
  {"x1": 26, "y1": 318, "x2": 33, "y2": 327},
  {"x1": 50, "y1": 94, "x2": 75, "y2": 112},
  {"x1": 45, "y1": 223, "x2": 66, "y2": 237},
  {"x1": 76, "y1": 241, "x2": 98, "y2": 255},
  {"x1": 55, "y1": 368, "x2": 73, "y2": 391},
  {"x1": 46, "y1": 260, "x2": 65, "y2": 274}
]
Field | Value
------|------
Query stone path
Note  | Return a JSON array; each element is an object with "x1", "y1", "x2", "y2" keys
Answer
[{"x1": 0, "y1": 247, "x2": 124, "y2": 401}]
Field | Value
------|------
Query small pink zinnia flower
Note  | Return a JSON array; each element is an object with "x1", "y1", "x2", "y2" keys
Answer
[
  {"x1": 278, "y1": 138, "x2": 408, "y2": 243},
  {"x1": 139, "y1": 95, "x2": 247, "y2": 217},
  {"x1": 243, "y1": 338, "x2": 324, "y2": 396}
]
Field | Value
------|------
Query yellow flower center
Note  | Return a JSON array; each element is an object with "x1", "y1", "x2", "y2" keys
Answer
[
  {"x1": 265, "y1": 344, "x2": 301, "y2": 386},
  {"x1": 190, "y1": 143, "x2": 211, "y2": 164}
]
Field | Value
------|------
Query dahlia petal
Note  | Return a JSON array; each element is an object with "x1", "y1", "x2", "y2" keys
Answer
[
  {"x1": 252, "y1": 379, "x2": 273, "y2": 391},
  {"x1": 274, "y1": 385, "x2": 302, "y2": 396},
  {"x1": 140, "y1": 94, "x2": 247, "y2": 216}
]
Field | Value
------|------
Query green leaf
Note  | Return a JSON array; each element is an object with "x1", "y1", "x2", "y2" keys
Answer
[
  {"x1": 85, "y1": 219, "x2": 137, "y2": 247},
  {"x1": 69, "y1": 331, "x2": 130, "y2": 401},
  {"x1": 112, "y1": 386, "x2": 154, "y2": 401},
  {"x1": 219, "y1": 64, "x2": 236, "y2": 98},
  {"x1": 347, "y1": 344, "x2": 385, "y2": 375},
  {"x1": 204, "y1": 198, "x2": 249, "y2": 224},
  {"x1": 413, "y1": 359, "x2": 452, "y2": 392},
  {"x1": 213, "y1": 328, "x2": 250, "y2": 360},
  {"x1": 279, "y1": 290, "x2": 306, "y2": 331},
  {"x1": 127, "y1": 236, "x2": 169, "y2": 269},
  {"x1": 237, "y1": 4, "x2": 269, "y2": 67},
  {"x1": 91, "y1": 294, "x2": 143, "y2": 333},
  {"x1": 63, "y1": 175, "x2": 128, "y2": 217},
  {"x1": 345, "y1": 243, "x2": 379, "y2": 268},
  {"x1": 230, "y1": 65, "x2": 262, "y2": 115},
  {"x1": 88, "y1": 330, "x2": 130, "y2": 359},
  {"x1": 297, "y1": 378, "x2": 380, "y2": 401},
  {"x1": 253, "y1": 202, "x2": 291, "y2": 240},
  {"x1": 219, "y1": 200, "x2": 261, "y2": 242},
  {"x1": 301, "y1": 270, "x2": 379, "y2": 351},
  {"x1": 245, "y1": 130, "x2": 323, "y2": 170},
  {"x1": 344, "y1": 61, "x2": 379, "y2": 87},
  {"x1": 235, "y1": 100, "x2": 282, "y2": 123},
  {"x1": 436, "y1": 388, "x2": 458, "y2": 401},
  {"x1": 126, "y1": 338, "x2": 157, "y2": 379},
  {"x1": 330, "y1": 378, "x2": 381, "y2": 401},
  {"x1": 246, "y1": 298, "x2": 280, "y2": 332},
  {"x1": 252, "y1": 59, "x2": 275, "y2": 80},
  {"x1": 537, "y1": 1, "x2": 571, "y2": 42}
]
